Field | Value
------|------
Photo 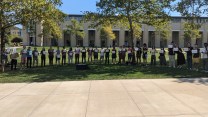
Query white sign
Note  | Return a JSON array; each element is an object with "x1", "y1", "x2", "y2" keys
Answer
[
  {"x1": 173, "y1": 48, "x2": 179, "y2": 51},
  {"x1": 184, "y1": 48, "x2": 188, "y2": 52},
  {"x1": 160, "y1": 50, "x2": 164, "y2": 53},
  {"x1": 112, "y1": 51, "x2": 116, "y2": 54},
  {"x1": 168, "y1": 45, "x2": 173, "y2": 48},
  {"x1": 192, "y1": 50, "x2": 198, "y2": 54}
]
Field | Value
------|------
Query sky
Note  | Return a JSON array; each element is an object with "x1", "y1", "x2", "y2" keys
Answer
[
  {"x1": 58, "y1": 0, "x2": 98, "y2": 14},
  {"x1": 59, "y1": 0, "x2": 181, "y2": 16}
]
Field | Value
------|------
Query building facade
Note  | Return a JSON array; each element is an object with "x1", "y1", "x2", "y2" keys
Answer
[{"x1": 22, "y1": 15, "x2": 208, "y2": 48}]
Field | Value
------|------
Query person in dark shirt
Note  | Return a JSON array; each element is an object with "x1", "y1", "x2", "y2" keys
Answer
[
  {"x1": 193, "y1": 44, "x2": 200, "y2": 71},
  {"x1": 142, "y1": 43, "x2": 148, "y2": 66},
  {"x1": 93, "y1": 47, "x2": 99, "y2": 64},
  {"x1": 168, "y1": 42, "x2": 175, "y2": 68},
  {"x1": 105, "y1": 47, "x2": 110, "y2": 64},
  {"x1": 177, "y1": 48, "x2": 186, "y2": 68},
  {"x1": 186, "y1": 42, "x2": 193, "y2": 69},
  {"x1": 41, "y1": 47, "x2": 46, "y2": 67},
  {"x1": 159, "y1": 48, "x2": 166, "y2": 66}
]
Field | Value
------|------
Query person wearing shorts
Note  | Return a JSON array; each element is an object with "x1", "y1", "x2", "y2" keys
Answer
[
  {"x1": 142, "y1": 43, "x2": 148, "y2": 66},
  {"x1": 112, "y1": 46, "x2": 117, "y2": 64},
  {"x1": 68, "y1": 47, "x2": 73, "y2": 64},
  {"x1": 87, "y1": 47, "x2": 93, "y2": 63}
]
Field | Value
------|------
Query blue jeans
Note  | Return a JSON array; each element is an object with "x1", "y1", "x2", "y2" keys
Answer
[{"x1": 187, "y1": 56, "x2": 192, "y2": 69}]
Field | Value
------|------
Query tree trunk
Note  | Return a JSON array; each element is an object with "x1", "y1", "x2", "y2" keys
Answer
[{"x1": 0, "y1": 29, "x2": 5, "y2": 64}]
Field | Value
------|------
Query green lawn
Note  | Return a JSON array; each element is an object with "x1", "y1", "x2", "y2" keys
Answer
[
  {"x1": 0, "y1": 64, "x2": 207, "y2": 83},
  {"x1": 0, "y1": 46, "x2": 206, "y2": 83}
]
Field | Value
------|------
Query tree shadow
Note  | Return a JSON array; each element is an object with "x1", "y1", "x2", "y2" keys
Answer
[{"x1": 1, "y1": 64, "x2": 208, "y2": 83}]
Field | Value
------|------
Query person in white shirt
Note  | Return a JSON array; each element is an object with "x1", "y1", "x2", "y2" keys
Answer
[
  {"x1": 100, "y1": 47, "x2": 105, "y2": 64},
  {"x1": 75, "y1": 46, "x2": 80, "y2": 64},
  {"x1": 201, "y1": 43, "x2": 208, "y2": 70},
  {"x1": 150, "y1": 46, "x2": 157, "y2": 65},
  {"x1": 68, "y1": 47, "x2": 73, "y2": 64},
  {"x1": 93, "y1": 47, "x2": 99, "y2": 64}
]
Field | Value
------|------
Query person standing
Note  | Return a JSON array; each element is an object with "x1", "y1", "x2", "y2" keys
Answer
[
  {"x1": 186, "y1": 42, "x2": 193, "y2": 70},
  {"x1": 150, "y1": 46, "x2": 157, "y2": 65},
  {"x1": 105, "y1": 47, "x2": 110, "y2": 64},
  {"x1": 68, "y1": 47, "x2": 73, "y2": 64},
  {"x1": 100, "y1": 47, "x2": 105, "y2": 64},
  {"x1": 32, "y1": 47, "x2": 39, "y2": 67},
  {"x1": 177, "y1": 47, "x2": 186, "y2": 68},
  {"x1": 193, "y1": 44, "x2": 200, "y2": 71},
  {"x1": 121, "y1": 46, "x2": 127, "y2": 64},
  {"x1": 20, "y1": 46, "x2": 27, "y2": 69},
  {"x1": 168, "y1": 42, "x2": 175, "y2": 68},
  {"x1": 159, "y1": 48, "x2": 166, "y2": 66},
  {"x1": 27, "y1": 47, "x2": 32, "y2": 68},
  {"x1": 75, "y1": 46, "x2": 80, "y2": 64},
  {"x1": 112, "y1": 46, "x2": 117, "y2": 64},
  {"x1": 56, "y1": 47, "x2": 61, "y2": 65},
  {"x1": 41, "y1": 47, "x2": 46, "y2": 67},
  {"x1": 127, "y1": 46, "x2": 132, "y2": 63},
  {"x1": 142, "y1": 43, "x2": 148, "y2": 66},
  {"x1": 10, "y1": 49, "x2": 19, "y2": 70},
  {"x1": 48, "y1": 46, "x2": 54, "y2": 66},
  {"x1": 136, "y1": 46, "x2": 142, "y2": 64},
  {"x1": 61, "y1": 46, "x2": 67, "y2": 65},
  {"x1": 201, "y1": 43, "x2": 208, "y2": 71},
  {"x1": 94, "y1": 47, "x2": 99, "y2": 64},
  {"x1": 87, "y1": 47, "x2": 93, "y2": 63},
  {"x1": 1, "y1": 48, "x2": 8, "y2": 72},
  {"x1": 81, "y1": 47, "x2": 87, "y2": 63},
  {"x1": 118, "y1": 46, "x2": 122, "y2": 64}
]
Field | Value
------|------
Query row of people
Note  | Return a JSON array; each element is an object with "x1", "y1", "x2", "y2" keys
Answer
[{"x1": 2, "y1": 42, "x2": 208, "y2": 71}]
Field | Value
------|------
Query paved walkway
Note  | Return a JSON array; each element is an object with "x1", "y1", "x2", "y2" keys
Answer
[{"x1": 0, "y1": 78, "x2": 208, "y2": 117}]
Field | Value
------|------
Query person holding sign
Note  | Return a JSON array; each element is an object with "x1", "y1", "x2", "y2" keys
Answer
[
  {"x1": 142, "y1": 43, "x2": 148, "y2": 66},
  {"x1": 136, "y1": 46, "x2": 142, "y2": 64},
  {"x1": 201, "y1": 43, "x2": 208, "y2": 70},
  {"x1": 93, "y1": 47, "x2": 99, "y2": 64},
  {"x1": 168, "y1": 42, "x2": 175, "y2": 68},
  {"x1": 121, "y1": 45, "x2": 127, "y2": 64},
  {"x1": 112, "y1": 46, "x2": 117, "y2": 64},
  {"x1": 127, "y1": 46, "x2": 133, "y2": 63},
  {"x1": 61, "y1": 46, "x2": 67, "y2": 65},
  {"x1": 56, "y1": 47, "x2": 61, "y2": 65},
  {"x1": 105, "y1": 47, "x2": 110, "y2": 64},
  {"x1": 87, "y1": 47, "x2": 93, "y2": 63},
  {"x1": 10, "y1": 49, "x2": 19, "y2": 70},
  {"x1": 81, "y1": 47, "x2": 87, "y2": 64},
  {"x1": 193, "y1": 44, "x2": 200, "y2": 71},
  {"x1": 150, "y1": 46, "x2": 157, "y2": 65},
  {"x1": 75, "y1": 46, "x2": 80, "y2": 64},
  {"x1": 118, "y1": 46, "x2": 122, "y2": 64},
  {"x1": 40, "y1": 47, "x2": 46, "y2": 67},
  {"x1": 186, "y1": 42, "x2": 193, "y2": 70},
  {"x1": 27, "y1": 47, "x2": 33, "y2": 68},
  {"x1": 159, "y1": 48, "x2": 166, "y2": 66},
  {"x1": 48, "y1": 46, "x2": 54, "y2": 66},
  {"x1": 68, "y1": 47, "x2": 73, "y2": 64},
  {"x1": 32, "y1": 47, "x2": 39, "y2": 67},
  {"x1": 176, "y1": 47, "x2": 186, "y2": 68},
  {"x1": 20, "y1": 46, "x2": 27, "y2": 69},
  {"x1": 100, "y1": 48, "x2": 105, "y2": 64}
]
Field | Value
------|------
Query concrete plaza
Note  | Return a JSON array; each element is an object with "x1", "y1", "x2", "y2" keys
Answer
[{"x1": 0, "y1": 78, "x2": 208, "y2": 117}]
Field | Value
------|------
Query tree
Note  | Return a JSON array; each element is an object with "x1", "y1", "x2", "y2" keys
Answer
[
  {"x1": 11, "y1": 37, "x2": 23, "y2": 43},
  {"x1": 65, "y1": 18, "x2": 85, "y2": 46},
  {"x1": 84, "y1": 0, "x2": 174, "y2": 47},
  {"x1": 175, "y1": 0, "x2": 206, "y2": 45},
  {"x1": 0, "y1": 0, "x2": 65, "y2": 63},
  {"x1": 100, "y1": 25, "x2": 116, "y2": 41}
]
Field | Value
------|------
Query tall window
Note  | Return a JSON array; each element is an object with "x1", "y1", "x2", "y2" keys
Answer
[
  {"x1": 172, "y1": 31, "x2": 179, "y2": 46},
  {"x1": 148, "y1": 31, "x2": 155, "y2": 47}
]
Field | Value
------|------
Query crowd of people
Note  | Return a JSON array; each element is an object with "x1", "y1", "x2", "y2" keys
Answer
[{"x1": 1, "y1": 41, "x2": 208, "y2": 72}]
